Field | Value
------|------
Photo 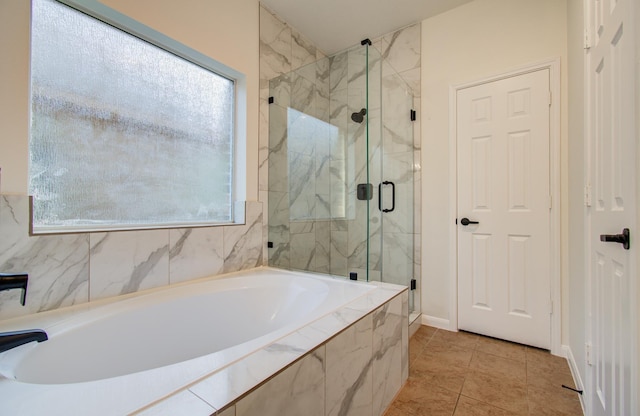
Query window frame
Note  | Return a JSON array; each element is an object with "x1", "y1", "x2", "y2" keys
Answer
[{"x1": 29, "y1": 0, "x2": 247, "y2": 234}]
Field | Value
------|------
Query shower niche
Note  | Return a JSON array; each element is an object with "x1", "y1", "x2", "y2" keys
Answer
[{"x1": 267, "y1": 40, "x2": 417, "y2": 315}]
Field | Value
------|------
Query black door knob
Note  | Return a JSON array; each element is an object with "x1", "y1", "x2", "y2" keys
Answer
[
  {"x1": 600, "y1": 228, "x2": 630, "y2": 250},
  {"x1": 460, "y1": 218, "x2": 479, "y2": 226}
]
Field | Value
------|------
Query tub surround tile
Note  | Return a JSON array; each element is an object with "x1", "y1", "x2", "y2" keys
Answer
[
  {"x1": 132, "y1": 390, "x2": 215, "y2": 416},
  {"x1": 89, "y1": 230, "x2": 169, "y2": 301},
  {"x1": 169, "y1": 227, "x2": 224, "y2": 284},
  {"x1": 0, "y1": 195, "x2": 264, "y2": 319},
  {"x1": 188, "y1": 282, "x2": 405, "y2": 412},
  {"x1": 0, "y1": 266, "x2": 407, "y2": 416},
  {"x1": 259, "y1": 190, "x2": 269, "y2": 266},
  {"x1": 325, "y1": 314, "x2": 373, "y2": 416},
  {"x1": 0, "y1": 195, "x2": 90, "y2": 318},
  {"x1": 236, "y1": 347, "x2": 325, "y2": 416},
  {"x1": 218, "y1": 407, "x2": 236, "y2": 416},
  {"x1": 401, "y1": 291, "x2": 409, "y2": 383},
  {"x1": 373, "y1": 294, "x2": 404, "y2": 416},
  {"x1": 223, "y1": 202, "x2": 263, "y2": 273}
]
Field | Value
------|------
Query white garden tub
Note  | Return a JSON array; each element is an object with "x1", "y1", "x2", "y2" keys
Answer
[{"x1": 0, "y1": 267, "x2": 403, "y2": 415}]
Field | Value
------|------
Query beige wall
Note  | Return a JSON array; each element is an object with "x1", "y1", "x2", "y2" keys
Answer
[
  {"x1": 0, "y1": 0, "x2": 260, "y2": 200},
  {"x1": 420, "y1": 0, "x2": 569, "y2": 341},
  {"x1": 567, "y1": 0, "x2": 586, "y2": 385}
]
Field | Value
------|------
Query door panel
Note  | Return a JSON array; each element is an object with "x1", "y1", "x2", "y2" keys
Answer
[
  {"x1": 457, "y1": 69, "x2": 551, "y2": 349},
  {"x1": 586, "y1": 0, "x2": 636, "y2": 414}
]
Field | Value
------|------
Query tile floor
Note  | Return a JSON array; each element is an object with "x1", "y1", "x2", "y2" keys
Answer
[{"x1": 385, "y1": 326, "x2": 583, "y2": 416}]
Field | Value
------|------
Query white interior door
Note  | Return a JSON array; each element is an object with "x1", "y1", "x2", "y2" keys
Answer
[
  {"x1": 586, "y1": 0, "x2": 637, "y2": 414},
  {"x1": 457, "y1": 69, "x2": 551, "y2": 349}
]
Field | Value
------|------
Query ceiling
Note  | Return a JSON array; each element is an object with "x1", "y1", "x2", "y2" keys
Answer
[{"x1": 260, "y1": 0, "x2": 474, "y2": 55}]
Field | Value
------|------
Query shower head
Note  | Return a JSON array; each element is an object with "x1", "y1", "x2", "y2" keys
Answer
[{"x1": 351, "y1": 108, "x2": 367, "y2": 124}]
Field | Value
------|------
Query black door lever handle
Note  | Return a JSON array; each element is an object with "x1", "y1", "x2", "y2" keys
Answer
[
  {"x1": 460, "y1": 217, "x2": 479, "y2": 226},
  {"x1": 600, "y1": 228, "x2": 630, "y2": 250}
]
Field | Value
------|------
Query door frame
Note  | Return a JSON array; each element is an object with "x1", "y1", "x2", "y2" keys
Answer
[{"x1": 448, "y1": 58, "x2": 562, "y2": 355}]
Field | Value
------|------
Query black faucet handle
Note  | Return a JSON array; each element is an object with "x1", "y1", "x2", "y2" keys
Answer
[{"x1": 0, "y1": 273, "x2": 29, "y2": 306}]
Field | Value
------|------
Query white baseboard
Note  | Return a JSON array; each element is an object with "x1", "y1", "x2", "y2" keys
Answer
[
  {"x1": 562, "y1": 345, "x2": 586, "y2": 415},
  {"x1": 421, "y1": 314, "x2": 452, "y2": 330}
]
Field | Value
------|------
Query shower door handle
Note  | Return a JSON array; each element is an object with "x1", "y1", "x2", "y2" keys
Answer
[{"x1": 378, "y1": 181, "x2": 395, "y2": 213}]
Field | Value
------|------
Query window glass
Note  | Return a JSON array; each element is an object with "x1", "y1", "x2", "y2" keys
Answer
[{"x1": 30, "y1": 0, "x2": 234, "y2": 232}]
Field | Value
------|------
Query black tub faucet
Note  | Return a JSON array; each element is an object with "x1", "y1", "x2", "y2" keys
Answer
[
  {"x1": 0, "y1": 330, "x2": 48, "y2": 353},
  {"x1": 0, "y1": 273, "x2": 29, "y2": 306}
]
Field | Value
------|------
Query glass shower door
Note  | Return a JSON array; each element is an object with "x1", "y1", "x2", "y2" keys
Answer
[{"x1": 365, "y1": 43, "x2": 416, "y2": 313}]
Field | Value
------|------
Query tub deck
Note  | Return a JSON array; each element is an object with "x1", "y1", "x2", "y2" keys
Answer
[{"x1": 0, "y1": 267, "x2": 407, "y2": 415}]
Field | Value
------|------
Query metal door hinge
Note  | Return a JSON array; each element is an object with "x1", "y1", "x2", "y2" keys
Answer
[
  {"x1": 586, "y1": 343, "x2": 593, "y2": 366},
  {"x1": 410, "y1": 109, "x2": 417, "y2": 121},
  {"x1": 410, "y1": 279, "x2": 417, "y2": 290},
  {"x1": 548, "y1": 91, "x2": 552, "y2": 106},
  {"x1": 584, "y1": 29, "x2": 591, "y2": 50},
  {"x1": 549, "y1": 299, "x2": 553, "y2": 314},
  {"x1": 584, "y1": 185, "x2": 592, "y2": 207}
]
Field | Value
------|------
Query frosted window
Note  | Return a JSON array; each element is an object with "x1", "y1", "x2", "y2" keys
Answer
[{"x1": 29, "y1": 0, "x2": 234, "y2": 232}]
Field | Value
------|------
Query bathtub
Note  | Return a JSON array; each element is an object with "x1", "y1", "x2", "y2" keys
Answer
[{"x1": 0, "y1": 267, "x2": 406, "y2": 415}]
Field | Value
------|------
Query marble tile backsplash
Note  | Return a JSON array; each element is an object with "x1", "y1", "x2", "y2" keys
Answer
[{"x1": 0, "y1": 195, "x2": 263, "y2": 320}]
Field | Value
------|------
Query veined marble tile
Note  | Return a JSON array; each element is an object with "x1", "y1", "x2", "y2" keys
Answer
[
  {"x1": 372, "y1": 295, "x2": 404, "y2": 416},
  {"x1": 169, "y1": 227, "x2": 224, "y2": 284},
  {"x1": 382, "y1": 73, "x2": 414, "y2": 155},
  {"x1": 329, "y1": 51, "x2": 348, "y2": 93},
  {"x1": 330, "y1": 159, "x2": 347, "y2": 219},
  {"x1": 289, "y1": 152, "x2": 316, "y2": 221},
  {"x1": 292, "y1": 59, "x2": 317, "y2": 88},
  {"x1": 401, "y1": 291, "x2": 409, "y2": 383},
  {"x1": 326, "y1": 314, "x2": 373, "y2": 416},
  {"x1": 267, "y1": 190, "x2": 289, "y2": 269},
  {"x1": 268, "y1": 73, "x2": 291, "y2": 108},
  {"x1": 292, "y1": 29, "x2": 317, "y2": 72},
  {"x1": 235, "y1": 346, "x2": 325, "y2": 416},
  {"x1": 288, "y1": 109, "x2": 317, "y2": 156},
  {"x1": 316, "y1": 57, "x2": 331, "y2": 122},
  {"x1": 223, "y1": 201, "x2": 263, "y2": 273},
  {"x1": 218, "y1": 406, "x2": 235, "y2": 416},
  {"x1": 289, "y1": 229, "x2": 315, "y2": 271},
  {"x1": 329, "y1": 230, "x2": 348, "y2": 277},
  {"x1": 315, "y1": 193, "x2": 331, "y2": 221},
  {"x1": 382, "y1": 232, "x2": 413, "y2": 287},
  {"x1": 268, "y1": 104, "x2": 288, "y2": 193},
  {"x1": 259, "y1": 190, "x2": 269, "y2": 266},
  {"x1": 0, "y1": 195, "x2": 89, "y2": 318},
  {"x1": 290, "y1": 73, "x2": 315, "y2": 115},
  {"x1": 133, "y1": 390, "x2": 215, "y2": 416},
  {"x1": 89, "y1": 229, "x2": 169, "y2": 301},
  {"x1": 314, "y1": 220, "x2": 330, "y2": 273},
  {"x1": 347, "y1": 47, "x2": 368, "y2": 87},
  {"x1": 329, "y1": 88, "x2": 348, "y2": 132},
  {"x1": 290, "y1": 220, "x2": 314, "y2": 235},
  {"x1": 399, "y1": 67, "x2": 421, "y2": 98},
  {"x1": 259, "y1": 98, "x2": 270, "y2": 192},
  {"x1": 259, "y1": 6, "x2": 291, "y2": 86},
  {"x1": 380, "y1": 23, "x2": 421, "y2": 75}
]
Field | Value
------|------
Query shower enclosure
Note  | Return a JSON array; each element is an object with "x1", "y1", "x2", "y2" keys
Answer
[{"x1": 267, "y1": 40, "x2": 418, "y2": 315}]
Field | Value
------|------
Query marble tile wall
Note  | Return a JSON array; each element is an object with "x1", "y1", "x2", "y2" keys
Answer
[
  {"x1": 259, "y1": 7, "x2": 421, "y2": 314},
  {"x1": 0, "y1": 195, "x2": 263, "y2": 320},
  {"x1": 227, "y1": 291, "x2": 407, "y2": 416}
]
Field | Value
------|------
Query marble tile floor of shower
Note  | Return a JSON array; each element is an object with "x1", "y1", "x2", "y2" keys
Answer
[{"x1": 384, "y1": 326, "x2": 583, "y2": 416}]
